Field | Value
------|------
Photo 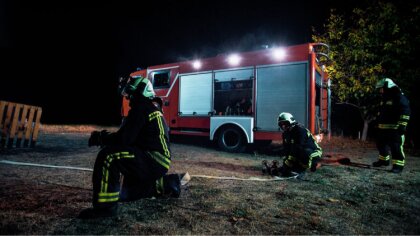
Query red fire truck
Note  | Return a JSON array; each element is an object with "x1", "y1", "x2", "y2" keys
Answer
[{"x1": 122, "y1": 43, "x2": 330, "y2": 152}]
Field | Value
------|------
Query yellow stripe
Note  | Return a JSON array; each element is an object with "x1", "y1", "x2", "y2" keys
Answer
[
  {"x1": 149, "y1": 111, "x2": 162, "y2": 121},
  {"x1": 99, "y1": 192, "x2": 119, "y2": 197},
  {"x1": 105, "y1": 153, "x2": 115, "y2": 192},
  {"x1": 400, "y1": 135, "x2": 406, "y2": 159},
  {"x1": 308, "y1": 151, "x2": 322, "y2": 168},
  {"x1": 121, "y1": 154, "x2": 135, "y2": 159},
  {"x1": 310, "y1": 151, "x2": 322, "y2": 158},
  {"x1": 100, "y1": 154, "x2": 111, "y2": 193},
  {"x1": 307, "y1": 129, "x2": 322, "y2": 151},
  {"x1": 392, "y1": 160, "x2": 405, "y2": 166},
  {"x1": 98, "y1": 197, "x2": 119, "y2": 203},
  {"x1": 148, "y1": 111, "x2": 170, "y2": 158},
  {"x1": 284, "y1": 156, "x2": 295, "y2": 167},
  {"x1": 156, "y1": 177, "x2": 164, "y2": 194},
  {"x1": 149, "y1": 151, "x2": 171, "y2": 169},
  {"x1": 379, "y1": 155, "x2": 390, "y2": 161},
  {"x1": 378, "y1": 124, "x2": 398, "y2": 129},
  {"x1": 157, "y1": 116, "x2": 170, "y2": 157},
  {"x1": 100, "y1": 152, "x2": 135, "y2": 195},
  {"x1": 153, "y1": 151, "x2": 171, "y2": 165}
]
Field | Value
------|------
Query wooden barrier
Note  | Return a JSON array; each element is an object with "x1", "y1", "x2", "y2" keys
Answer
[{"x1": 0, "y1": 101, "x2": 42, "y2": 148}]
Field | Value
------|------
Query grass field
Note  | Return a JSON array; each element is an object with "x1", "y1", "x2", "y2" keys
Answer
[{"x1": 0, "y1": 125, "x2": 419, "y2": 234}]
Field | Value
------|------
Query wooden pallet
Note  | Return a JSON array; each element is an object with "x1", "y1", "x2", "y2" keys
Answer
[{"x1": 0, "y1": 101, "x2": 42, "y2": 148}]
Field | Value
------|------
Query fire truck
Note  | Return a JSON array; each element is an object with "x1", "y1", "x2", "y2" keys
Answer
[{"x1": 122, "y1": 43, "x2": 331, "y2": 152}]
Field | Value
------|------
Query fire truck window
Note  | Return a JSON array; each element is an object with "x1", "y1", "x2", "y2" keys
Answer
[
  {"x1": 214, "y1": 69, "x2": 253, "y2": 116},
  {"x1": 152, "y1": 71, "x2": 170, "y2": 88}
]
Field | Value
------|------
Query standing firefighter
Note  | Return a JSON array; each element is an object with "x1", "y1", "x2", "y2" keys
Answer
[
  {"x1": 277, "y1": 112, "x2": 322, "y2": 177},
  {"x1": 373, "y1": 78, "x2": 410, "y2": 173},
  {"x1": 79, "y1": 76, "x2": 180, "y2": 219}
]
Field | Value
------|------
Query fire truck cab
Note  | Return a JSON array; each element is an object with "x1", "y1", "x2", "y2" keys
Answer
[{"x1": 122, "y1": 43, "x2": 330, "y2": 152}]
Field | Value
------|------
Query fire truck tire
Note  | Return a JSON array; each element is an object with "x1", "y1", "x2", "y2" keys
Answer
[{"x1": 217, "y1": 126, "x2": 246, "y2": 153}]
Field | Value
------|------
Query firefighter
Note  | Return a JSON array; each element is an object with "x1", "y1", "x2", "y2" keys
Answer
[
  {"x1": 372, "y1": 78, "x2": 410, "y2": 173},
  {"x1": 78, "y1": 76, "x2": 180, "y2": 219},
  {"x1": 277, "y1": 112, "x2": 322, "y2": 177}
]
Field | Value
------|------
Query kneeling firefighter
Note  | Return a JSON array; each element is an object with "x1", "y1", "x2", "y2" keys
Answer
[
  {"x1": 79, "y1": 75, "x2": 181, "y2": 219},
  {"x1": 277, "y1": 112, "x2": 323, "y2": 177}
]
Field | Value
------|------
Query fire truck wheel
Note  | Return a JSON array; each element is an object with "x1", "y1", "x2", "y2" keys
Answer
[{"x1": 217, "y1": 126, "x2": 246, "y2": 153}]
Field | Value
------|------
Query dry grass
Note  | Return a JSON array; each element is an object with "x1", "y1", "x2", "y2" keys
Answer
[
  {"x1": 40, "y1": 124, "x2": 118, "y2": 133},
  {"x1": 0, "y1": 128, "x2": 419, "y2": 234}
]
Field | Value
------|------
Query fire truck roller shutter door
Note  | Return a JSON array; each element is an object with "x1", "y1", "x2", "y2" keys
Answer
[{"x1": 256, "y1": 63, "x2": 308, "y2": 131}]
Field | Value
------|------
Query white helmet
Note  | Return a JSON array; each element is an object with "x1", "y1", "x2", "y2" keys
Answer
[
  {"x1": 121, "y1": 76, "x2": 156, "y2": 99},
  {"x1": 278, "y1": 112, "x2": 296, "y2": 128},
  {"x1": 375, "y1": 78, "x2": 397, "y2": 89}
]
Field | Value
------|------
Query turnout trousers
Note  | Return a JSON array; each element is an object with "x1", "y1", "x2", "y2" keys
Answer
[
  {"x1": 376, "y1": 130, "x2": 406, "y2": 167},
  {"x1": 284, "y1": 148, "x2": 322, "y2": 172},
  {"x1": 92, "y1": 146, "x2": 167, "y2": 209}
]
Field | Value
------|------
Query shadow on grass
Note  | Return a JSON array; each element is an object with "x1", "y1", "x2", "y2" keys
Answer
[{"x1": 170, "y1": 134, "x2": 285, "y2": 156}]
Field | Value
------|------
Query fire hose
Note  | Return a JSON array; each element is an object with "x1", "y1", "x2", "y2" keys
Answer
[{"x1": 0, "y1": 159, "x2": 297, "y2": 183}]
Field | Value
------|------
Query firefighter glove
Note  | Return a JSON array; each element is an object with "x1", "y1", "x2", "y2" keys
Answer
[
  {"x1": 397, "y1": 125, "x2": 406, "y2": 135},
  {"x1": 88, "y1": 130, "x2": 110, "y2": 147},
  {"x1": 279, "y1": 165, "x2": 293, "y2": 177}
]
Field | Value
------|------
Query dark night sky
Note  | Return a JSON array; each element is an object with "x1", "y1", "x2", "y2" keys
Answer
[{"x1": 0, "y1": 0, "x2": 366, "y2": 125}]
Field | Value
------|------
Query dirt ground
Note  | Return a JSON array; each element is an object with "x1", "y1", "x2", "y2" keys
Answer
[{"x1": 0, "y1": 125, "x2": 419, "y2": 235}]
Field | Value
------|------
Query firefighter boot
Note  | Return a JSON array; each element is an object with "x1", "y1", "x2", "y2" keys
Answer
[
  {"x1": 391, "y1": 165, "x2": 404, "y2": 174},
  {"x1": 310, "y1": 158, "x2": 321, "y2": 172},
  {"x1": 162, "y1": 174, "x2": 181, "y2": 198},
  {"x1": 78, "y1": 205, "x2": 118, "y2": 219},
  {"x1": 372, "y1": 160, "x2": 390, "y2": 167}
]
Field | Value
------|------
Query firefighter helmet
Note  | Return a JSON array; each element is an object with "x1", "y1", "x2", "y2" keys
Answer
[
  {"x1": 278, "y1": 112, "x2": 296, "y2": 128},
  {"x1": 121, "y1": 76, "x2": 156, "y2": 99},
  {"x1": 375, "y1": 78, "x2": 397, "y2": 89}
]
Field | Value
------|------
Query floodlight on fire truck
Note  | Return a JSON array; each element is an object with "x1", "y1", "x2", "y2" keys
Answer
[
  {"x1": 272, "y1": 47, "x2": 286, "y2": 60},
  {"x1": 192, "y1": 60, "x2": 202, "y2": 69},
  {"x1": 227, "y1": 54, "x2": 241, "y2": 66}
]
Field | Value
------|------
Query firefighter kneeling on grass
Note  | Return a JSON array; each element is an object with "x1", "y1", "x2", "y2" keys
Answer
[
  {"x1": 372, "y1": 78, "x2": 410, "y2": 173},
  {"x1": 277, "y1": 112, "x2": 322, "y2": 178},
  {"x1": 78, "y1": 76, "x2": 181, "y2": 219}
]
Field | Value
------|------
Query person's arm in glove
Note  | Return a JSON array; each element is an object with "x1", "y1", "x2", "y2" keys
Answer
[
  {"x1": 88, "y1": 130, "x2": 110, "y2": 147},
  {"x1": 397, "y1": 94, "x2": 410, "y2": 135}
]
